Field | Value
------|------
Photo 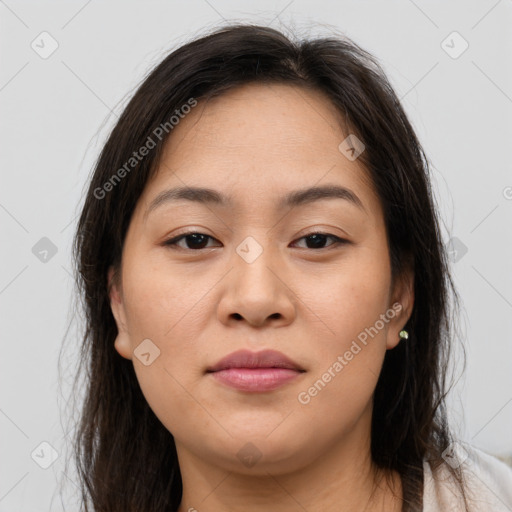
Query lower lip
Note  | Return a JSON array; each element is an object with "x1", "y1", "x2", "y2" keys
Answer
[{"x1": 209, "y1": 368, "x2": 303, "y2": 392}]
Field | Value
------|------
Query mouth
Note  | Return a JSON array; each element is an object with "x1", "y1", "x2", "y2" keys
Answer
[{"x1": 205, "y1": 349, "x2": 306, "y2": 392}]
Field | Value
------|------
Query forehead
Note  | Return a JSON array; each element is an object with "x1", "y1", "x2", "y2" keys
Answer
[{"x1": 139, "y1": 82, "x2": 381, "y2": 220}]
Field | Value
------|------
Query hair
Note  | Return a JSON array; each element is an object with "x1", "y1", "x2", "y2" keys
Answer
[{"x1": 68, "y1": 22, "x2": 468, "y2": 512}]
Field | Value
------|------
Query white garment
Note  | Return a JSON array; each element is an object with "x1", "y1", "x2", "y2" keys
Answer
[{"x1": 423, "y1": 443, "x2": 512, "y2": 511}]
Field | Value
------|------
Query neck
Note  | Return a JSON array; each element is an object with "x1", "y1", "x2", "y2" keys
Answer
[{"x1": 175, "y1": 411, "x2": 402, "y2": 512}]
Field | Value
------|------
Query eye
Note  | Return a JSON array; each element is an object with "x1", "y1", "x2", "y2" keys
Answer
[
  {"x1": 290, "y1": 232, "x2": 348, "y2": 250},
  {"x1": 162, "y1": 231, "x2": 348, "y2": 251},
  {"x1": 163, "y1": 232, "x2": 220, "y2": 250}
]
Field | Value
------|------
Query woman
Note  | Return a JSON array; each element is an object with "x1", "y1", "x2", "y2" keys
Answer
[{"x1": 70, "y1": 23, "x2": 512, "y2": 511}]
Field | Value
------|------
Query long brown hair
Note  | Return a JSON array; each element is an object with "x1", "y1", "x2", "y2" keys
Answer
[{"x1": 65, "y1": 23, "x2": 468, "y2": 511}]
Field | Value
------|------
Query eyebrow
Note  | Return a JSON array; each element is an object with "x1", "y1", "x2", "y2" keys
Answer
[{"x1": 145, "y1": 184, "x2": 366, "y2": 217}]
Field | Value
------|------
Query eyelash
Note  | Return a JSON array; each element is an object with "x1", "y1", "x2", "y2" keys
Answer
[{"x1": 162, "y1": 231, "x2": 348, "y2": 251}]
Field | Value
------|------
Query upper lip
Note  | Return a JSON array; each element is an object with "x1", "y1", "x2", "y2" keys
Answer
[{"x1": 206, "y1": 349, "x2": 305, "y2": 372}]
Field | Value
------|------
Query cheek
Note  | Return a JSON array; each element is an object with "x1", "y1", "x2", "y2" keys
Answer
[
  {"x1": 121, "y1": 252, "x2": 213, "y2": 343},
  {"x1": 120, "y1": 254, "x2": 215, "y2": 428},
  {"x1": 295, "y1": 248, "x2": 391, "y2": 411},
  {"x1": 294, "y1": 274, "x2": 389, "y2": 445},
  {"x1": 302, "y1": 244, "x2": 392, "y2": 350}
]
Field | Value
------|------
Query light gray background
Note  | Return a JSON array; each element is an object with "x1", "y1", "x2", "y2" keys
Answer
[{"x1": 1, "y1": 1, "x2": 511, "y2": 510}]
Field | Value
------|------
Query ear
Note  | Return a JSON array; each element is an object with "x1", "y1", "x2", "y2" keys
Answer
[
  {"x1": 386, "y1": 264, "x2": 414, "y2": 350},
  {"x1": 108, "y1": 266, "x2": 132, "y2": 360}
]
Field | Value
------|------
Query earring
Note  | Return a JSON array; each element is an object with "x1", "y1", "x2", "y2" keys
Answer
[{"x1": 399, "y1": 329, "x2": 409, "y2": 340}]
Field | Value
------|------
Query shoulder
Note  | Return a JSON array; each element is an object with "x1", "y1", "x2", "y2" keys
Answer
[{"x1": 423, "y1": 442, "x2": 512, "y2": 512}]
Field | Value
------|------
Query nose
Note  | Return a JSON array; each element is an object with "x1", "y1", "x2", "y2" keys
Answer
[{"x1": 216, "y1": 240, "x2": 296, "y2": 329}]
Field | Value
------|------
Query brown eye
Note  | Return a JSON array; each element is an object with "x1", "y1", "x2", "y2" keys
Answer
[
  {"x1": 163, "y1": 231, "x2": 348, "y2": 251},
  {"x1": 163, "y1": 232, "x2": 220, "y2": 250},
  {"x1": 291, "y1": 233, "x2": 348, "y2": 250}
]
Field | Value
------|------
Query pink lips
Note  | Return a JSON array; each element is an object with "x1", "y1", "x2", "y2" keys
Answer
[{"x1": 206, "y1": 349, "x2": 305, "y2": 392}]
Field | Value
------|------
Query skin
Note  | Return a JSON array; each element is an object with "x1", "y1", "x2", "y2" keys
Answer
[{"x1": 109, "y1": 82, "x2": 414, "y2": 512}]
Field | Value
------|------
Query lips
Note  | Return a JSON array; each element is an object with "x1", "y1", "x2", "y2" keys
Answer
[
  {"x1": 205, "y1": 349, "x2": 306, "y2": 392},
  {"x1": 206, "y1": 349, "x2": 305, "y2": 373}
]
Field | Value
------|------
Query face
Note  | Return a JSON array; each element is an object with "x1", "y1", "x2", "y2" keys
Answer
[{"x1": 109, "y1": 82, "x2": 414, "y2": 476}]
